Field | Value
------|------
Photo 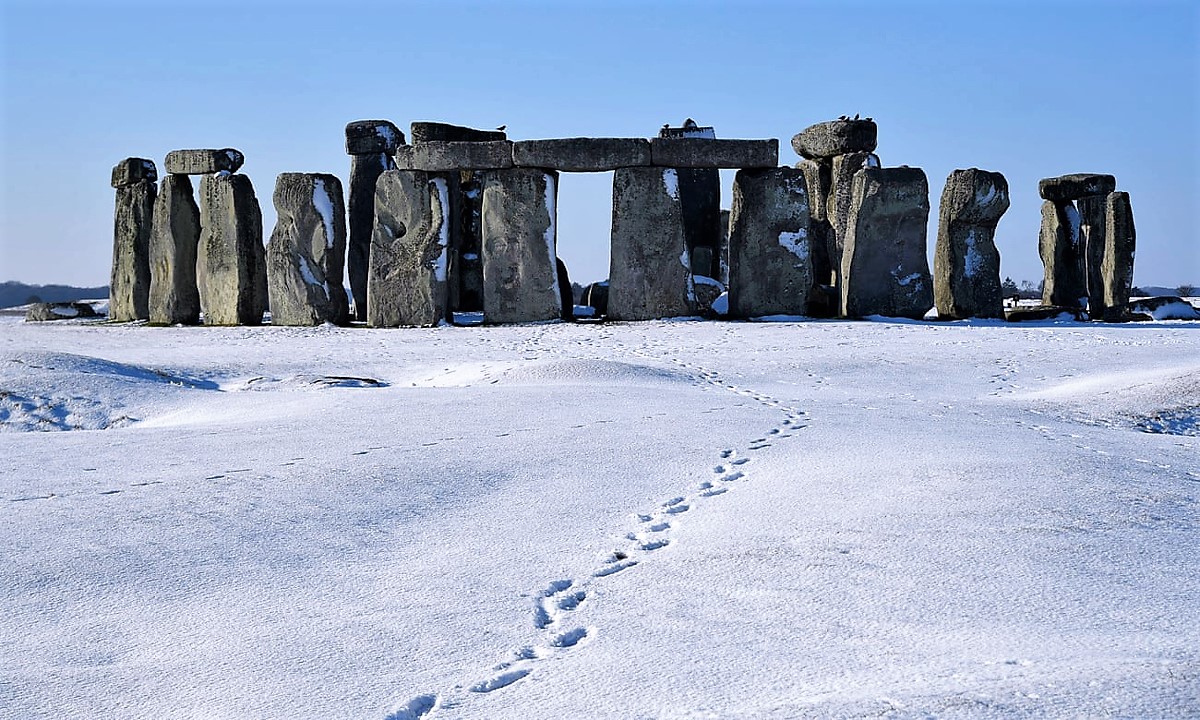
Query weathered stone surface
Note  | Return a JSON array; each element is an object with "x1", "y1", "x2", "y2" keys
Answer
[
  {"x1": 1128, "y1": 296, "x2": 1198, "y2": 320},
  {"x1": 1005, "y1": 305, "x2": 1086, "y2": 322},
  {"x1": 345, "y1": 120, "x2": 404, "y2": 155},
  {"x1": 148, "y1": 174, "x2": 201, "y2": 325},
  {"x1": 827, "y1": 152, "x2": 880, "y2": 288},
  {"x1": 347, "y1": 152, "x2": 395, "y2": 320},
  {"x1": 608, "y1": 167, "x2": 693, "y2": 320},
  {"x1": 1077, "y1": 194, "x2": 1107, "y2": 313},
  {"x1": 556, "y1": 258, "x2": 573, "y2": 321},
  {"x1": 111, "y1": 157, "x2": 157, "y2": 188},
  {"x1": 453, "y1": 171, "x2": 486, "y2": 312},
  {"x1": 367, "y1": 170, "x2": 448, "y2": 327},
  {"x1": 197, "y1": 173, "x2": 267, "y2": 325},
  {"x1": 717, "y1": 209, "x2": 731, "y2": 285},
  {"x1": 792, "y1": 119, "x2": 878, "y2": 160},
  {"x1": 110, "y1": 178, "x2": 155, "y2": 321},
  {"x1": 165, "y1": 149, "x2": 245, "y2": 175},
  {"x1": 266, "y1": 173, "x2": 350, "y2": 326},
  {"x1": 480, "y1": 168, "x2": 562, "y2": 324},
  {"x1": 694, "y1": 275, "x2": 725, "y2": 318},
  {"x1": 649, "y1": 138, "x2": 778, "y2": 168},
  {"x1": 1038, "y1": 200, "x2": 1087, "y2": 308},
  {"x1": 25, "y1": 302, "x2": 99, "y2": 322},
  {"x1": 1038, "y1": 173, "x2": 1116, "y2": 202},
  {"x1": 395, "y1": 141, "x2": 513, "y2": 172},
  {"x1": 1101, "y1": 191, "x2": 1136, "y2": 321},
  {"x1": 798, "y1": 158, "x2": 833, "y2": 286},
  {"x1": 410, "y1": 122, "x2": 506, "y2": 144},
  {"x1": 933, "y1": 168, "x2": 1010, "y2": 320},
  {"x1": 727, "y1": 167, "x2": 813, "y2": 318},
  {"x1": 691, "y1": 247, "x2": 715, "y2": 281},
  {"x1": 511, "y1": 138, "x2": 651, "y2": 172},
  {"x1": 840, "y1": 167, "x2": 932, "y2": 319},
  {"x1": 581, "y1": 281, "x2": 609, "y2": 316}
]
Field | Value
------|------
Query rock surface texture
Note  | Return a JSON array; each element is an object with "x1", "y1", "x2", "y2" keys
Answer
[
  {"x1": 933, "y1": 168, "x2": 1010, "y2": 319},
  {"x1": 727, "y1": 168, "x2": 813, "y2": 318},
  {"x1": 197, "y1": 173, "x2": 267, "y2": 325},
  {"x1": 25, "y1": 302, "x2": 99, "y2": 322},
  {"x1": 410, "y1": 122, "x2": 506, "y2": 144},
  {"x1": 1039, "y1": 200, "x2": 1087, "y2": 308},
  {"x1": 1101, "y1": 191, "x2": 1136, "y2": 321},
  {"x1": 1077, "y1": 194, "x2": 1108, "y2": 312},
  {"x1": 792, "y1": 119, "x2": 878, "y2": 160},
  {"x1": 266, "y1": 173, "x2": 350, "y2": 326},
  {"x1": 347, "y1": 152, "x2": 395, "y2": 321},
  {"x1": 110, "y1": 157, "x2": 157, "y2": 188},
  {"x1": 840, "y1": 167, "x2": 932, "y2": 319},
  {"x1": 480, "y1": 169, "x2": 563, "y2": 324},
  {"x1": 608, "y1": 167, "x2": 693, "y2": 321},
  {"x1": 367, "y1": 170, "x2": 448, "y2": 327},
  {"x1": 164, "y1": 149, "x2": 245, "y2": 175},
  {"x1": 395, "y1": 142, "x2": 513, "y2": 172},
  {"x1": 110, "y1": 166, "x2": 156, "y2": 322},
  {"x1": 148, "y1": 174, "x2": 201, "y2": 325},
  {"x1": 345, "y1": 120, "x2": 404, "y2": 155},
  {"x1": 511, "y1": 138, "x2": 651, "y2": 172},
  {"x1": 649, "y1": 138, "x2": 777, "y2": 169},
  {"x1": 1037, "y1": 173, "x2": 1116, "y2": 203},
  {"x1": 827, "y1": 152, "x2": 881, "y2": 288}
]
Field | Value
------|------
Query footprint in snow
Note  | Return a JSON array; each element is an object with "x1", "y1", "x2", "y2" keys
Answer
[
  {"x1": 720, "y1": 449, "x2": 734, "y2": 459},
  {"x1": 548, "y1": 627, "x2": 590, "y2": 648},
  {"x1": 731, "y1": 457, "x2": 750, "y2": 466},
  {"x1": 385, "y1": 693, "x2": 438, "y2": 720},
  {"x1": 721, "y1": 471, "x2": 745, "y2": 483},
  {"x1": 700, "y1": 487, "x2": 728, "y2": 497},
  {"x1": 664, "y1": 503, "x2": 690, "y2": 515},
  {"x1": 594, "y1": 559, "x2": 638, "y2": 577},
  {"x1": 469, "y1": 668, "x2": 530, "y2": 693}
]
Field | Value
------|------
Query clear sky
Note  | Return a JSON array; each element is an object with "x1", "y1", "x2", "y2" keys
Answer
[{"x1": 1, "y1": 0, "x2": 1196, "y2": 288}]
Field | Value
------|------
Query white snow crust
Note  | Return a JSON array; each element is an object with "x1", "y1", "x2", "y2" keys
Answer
[
  {"x1": 2, "y1": 315, "x2": 1198, "y2": 719},
  {"x1": 431, "y1": 177, "x2": 450, "y2": 283},
  {"x1": 312, "y1": 177, "x2": 336, "y2": 250},
  {"x1": 778, "y1": 229, "x2": 810, "y2": 263},
  {"x1": 662, "y1": 168, "x2": 679, "y2": 200}
]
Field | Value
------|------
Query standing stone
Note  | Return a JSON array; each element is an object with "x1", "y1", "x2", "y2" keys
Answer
[
  {"x1": 198, "y1": 173, "x2": 267, "y2": 325},
  {"x1": 110, "y1": 159, "x2": 156, "y2": 321},
  {"x1": 148, "y1": 174, "x2": 201, "y2": 325},
  {"x1": 346, "y1": 120, "x2": 404, "y2": 321},
  {"x1": 1038, "y1": 200, "x2": 1087, "y2": 308},
  {"x1": 367, "y1": 170, "x2": 448, "y2": 327},
  {"x1": 827, "y1": 151, "x2": 881, "y2": 291},
  {"x1": 841, "y1": 167, "x2": 932, "y2": 319},
  {"x1": 798, "y1": 158, "x2": 834, "y2": 287},
  {"x1": 556, "y1": 258, "x2": 574, "y2": 321},
  {"x1": 582, "y1": 281, "x2": 609, "y2": 316},
  {"x1": 717, "y1": 209, "x2": 732, "y2": 286},
  {"x1": 454, "y1": 171, "x2": 486, "y2": 311},
  {"x1": 480, "y1": 168, "x2": 562, "y2": 324},
  {"x1": 608, "y1": 167, "x2": 693, "y2": 321},
  {"x1": 727, "y1": 167, "x2": 813, "y2": 318},
  {"x1": 659, "y1": 121, "x2": 721, "y2": 277},
  {"x1": 1077, "y1": 194, "x2": 1107, "y2": 312},
  {"x1": 933, "y1": 169, "x2": 1010, "y2": 320},
  {"x1": 266, "y1": 173, "x2": 349, "y2": 326},
  {"x1": 1101, "y1": 191, "x2": 1136, "y2": 321}
]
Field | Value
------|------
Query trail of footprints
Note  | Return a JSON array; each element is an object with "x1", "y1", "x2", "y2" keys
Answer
[{"x1": 390, "y1": 396, "x2": 809, "y2": 718}]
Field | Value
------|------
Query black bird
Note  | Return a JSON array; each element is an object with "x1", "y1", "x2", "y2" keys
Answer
[
  {"x1": 496, "y1": 125, "x2": 506, "y2": 131},
  {"x1": 838, "y1": 115, "x2": 849, "y2": 121},
  {"x1": 853, "y1": 113, "x2": 860, "y2": 120}
]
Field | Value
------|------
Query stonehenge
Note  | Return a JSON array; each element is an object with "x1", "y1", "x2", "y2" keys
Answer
[
  {"x1": 934, "y1": 169, "x2": 1010, "y2": 320},
  {"x1": 110, "y1": 157, "x2": 156, "y2": 322},
  {"x1": 266, "y1": 173, "x2": 349, "y2": 326},
  {"x1": 101, "y1": 115, "x2": 1159, "y2": 330},
  {"x1": 1037, "y1": 172, "x2": 1135, "y2": 320}
]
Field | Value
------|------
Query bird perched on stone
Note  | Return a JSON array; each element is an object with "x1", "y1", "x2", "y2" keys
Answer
[
  {"x1": 853, "y1": 113, "x2": 860, "y2": 120},
  {"x1": 838, "y1": 115, "x2": 849, "y2": 121},
  {"x1": 496, "y1": 125, "x2": 506, "y2": 131}
]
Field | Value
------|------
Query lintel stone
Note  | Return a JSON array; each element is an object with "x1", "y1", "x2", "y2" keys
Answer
[
  {"x1": 410, "y1": 122, "x2": 506, "y2": 144},
  {"x1": 649, "y1": 138, "x2": 778, "y2": 169},
  {"x1": 111, "y1": 157, "x2": 157, "y2": 188},
  {"x1": 1038, "y1": 173, "x2": 1116, "y2": 202},
  {"x1": 512, "y1": 138, "x2": 651, "y2": 171},
  {"x1": 395, "y1": 141, "x2": 514, "y2": 172},
  {"x1": 345, "y1": 120, "x2": 405, "y2": 155},
  {"x1": 165, "y1": 149, "x2": 245, "y2": 175}
]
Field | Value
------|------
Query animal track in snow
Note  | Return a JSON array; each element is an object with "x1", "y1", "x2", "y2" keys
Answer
[
  {"x1": 548, "y1": 627, "x2": 590, "y2": 648},
  {"x1": 594, "y1": 559, "x2": 638, "y2": 577},
  {"x1": 469, "y1": 668, "x2": 530, "y2": 693},
  {"x1": 385, "y1": 693, "x2": 438, "y2": 720}
]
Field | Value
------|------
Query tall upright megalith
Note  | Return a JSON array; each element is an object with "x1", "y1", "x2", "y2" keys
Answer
[
  {"x1": 367, "y1": 170, "x2": 449, "y2": 327},
  {"x1": 1037, "y1": 173, "x2": 1115, "y2": 311},
  {"x1": 480, "y1": 168, "x2": 563, "y2": 324},
  {"x1": 345, "y1": 120, "x2": 403, "y2": 321},
  {"x1": 1038, "y1": 200, "x2": 1086, "y2": 308},
  {"x1": 148, "y1": 174, "x2": 201, "y2": 325},
  {"x1": 933, "y1": 168, "x2": 1010, "y2": 319},
  {"x1": 727, "y1": 167, "x2": 813, "y2": 318},
  {"x1": 608, "y1": 167, "x2": 693, "y2": 321},
  {"x1": 1101, "y1": 191, "x2": 1136, "y2": 321},
  {"x1": 110, "y1": 157, "x2": 157, "y2": 321},
  {"x1": 267, "y1": 173, "x2": 349, "y2": 326},
  {"x1": 841, "y1": 166, "x2": 932, "y2": 319},
  {"x1": 198, "y1": 172, "x2": 267, "y2": 325},
  {"x1": 659, "y1": 119, "x2": 722, "y2": 278}
]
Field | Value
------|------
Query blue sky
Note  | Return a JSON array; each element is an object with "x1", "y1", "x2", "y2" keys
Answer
[{"x1": 1, "y1": 0, "x2": 1196, "y2": 287}]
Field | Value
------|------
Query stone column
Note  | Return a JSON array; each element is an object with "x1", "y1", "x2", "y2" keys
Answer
[
  {"x1": 1038, "y1": 200, "x2": 1087, "y2": 308},
  {"x1": 840, "y1": 167, "x2": 932, "y2": 319},
  {"x1": 933, "y1": 168, "x2": 1010, "y2": 319},
  {"x1": 346, "y1": 120, "x2": 403, "y2": 321},
  {"x1": 659, "y1": 120, "x2": 721, "y2": 279},
  {"x1": 1101, "y1": 191, "x2": 1136, "y2": 321},
  {"x1": 727, "y1": 167, "x2": 813, "y2": 318},
  {"x1": 366, "y1": 170, "x2": 448, "y2": 327},
  {"x1": 148, "y1": 174, "x2": 201, "y2": 325},
  {"x1": 608, "y1": 167, "x2": 693, "y2": 321},
  {"x1": 266, "y1": 173, "x2": 350, "y2": 326},
  {"x1": 110, "y1": 158, "x2": 157, "y2": 321},
  {"x1": 198, "y1": 172, "x2": 267, "y2": 325},
  {"x1": 1077, "y1": 194, "x2": 1107, "y2": 313},
  {"x1": 480, "y1": 168, "x2": 562, "y2": 324}
]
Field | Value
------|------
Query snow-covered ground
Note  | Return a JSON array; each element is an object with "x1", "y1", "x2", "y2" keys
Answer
[{"x1": 2, "y1": 314, "x2": 1197, "y2": 719}]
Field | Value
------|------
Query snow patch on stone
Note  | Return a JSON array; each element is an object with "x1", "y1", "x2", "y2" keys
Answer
[
  {"x1": 663, "y1": 169, "x2": 679, "y2": 200},
  {"x1": 778, "y1": 229, "x2": 810, "y2": 263},
  {"x1": 312, "y1": 177, "x2": 336, "y2": 250},
  {"x1": 431, "y1": 176, "x2": 450, "y2": 283},
  {"x1": 963, "y1": 228, "x2": 982, "y2": 278}
]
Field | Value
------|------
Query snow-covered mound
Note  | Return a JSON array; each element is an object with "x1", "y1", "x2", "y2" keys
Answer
[{"x1": 2, "y1": 315, "x2": 1197, "y2": 719}]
